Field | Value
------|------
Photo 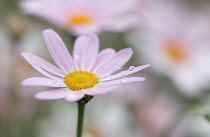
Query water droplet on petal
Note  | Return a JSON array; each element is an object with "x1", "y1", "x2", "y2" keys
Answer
[
  {"x1": 75, "y1": 54, "x2": 80, "y2": 59},
  {"x1": 121, "y1": 71, "x2": 127, "y2": 76},
  {"x1": 56, "y1": 82, "x2": 60, "y2": 86},
  {"x1": 47, "y1": 81, "x2": 52, "y2": 84},
  {"x1": 122, "y1": 78, "x2": 127, "y2": 83},
  {"x1": 129, "y1": 66, "x2": 136, "y2": 71}
]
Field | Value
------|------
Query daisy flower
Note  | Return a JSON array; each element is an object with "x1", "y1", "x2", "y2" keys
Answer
[
  {"x1": 21, "y1": 29, "x2": 150, "y2": 103},
  {"x1": 21, "y1": 0, "x2": 139, "y2": 35},
  {"x1": 128, "y1": 1, "x2": 210, "y2": 96}
]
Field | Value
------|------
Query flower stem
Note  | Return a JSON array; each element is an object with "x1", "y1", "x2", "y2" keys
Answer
[{"x1": 76, "y1": 101, "x2": 86, "y2": 137}]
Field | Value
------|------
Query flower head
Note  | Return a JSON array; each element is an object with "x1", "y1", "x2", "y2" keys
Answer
[
  {"x1": 128, "y1": 1, "x2": 210, "y2": 95},
  {"x1": 21, "y1": 29, "x2": 150, "y2": 102},
  {"x1": 21, "y1": 0, "x2": 139, "y2": 35}
]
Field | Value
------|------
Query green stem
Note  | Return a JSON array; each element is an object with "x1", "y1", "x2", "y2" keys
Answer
[{"x1": 76, "y1": 101, "x2": 86, "y2": 137}]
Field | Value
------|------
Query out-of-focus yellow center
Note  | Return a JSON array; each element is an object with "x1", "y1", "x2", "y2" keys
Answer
[
  {"x1": 67, "y1": 13, "x2": 94, "y2": 26},
  {"x1": 64, "y1": 70, "x2": 99, "y2": 91},
  {"x1": 164, "y1": 40, "x2": 187, "y2": 62}
]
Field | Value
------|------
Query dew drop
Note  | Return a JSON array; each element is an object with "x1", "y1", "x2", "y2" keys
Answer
[
  {"x1": 122, "y1": 78, "x2": 127, "y2": 83},
  {"x1": 129, "y1": 66, "x2": 136, "y2": 71},
  {"x1": 75, "y1": 54, "x2": 80, "y2": 59},
  {"x1": 56, "y1": 82, "x2": 60, "y2": 86},
  {"x1": 120, "y1": 71, "x2": 127, "y2": 76},
  {"x1": 47, "y1": 81, "x2": 52, "y2": 84}
]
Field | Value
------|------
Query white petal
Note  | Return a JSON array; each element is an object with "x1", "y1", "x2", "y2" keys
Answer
[
  {"x1": 43, "y1": 29, "x2": 74, "y2": 73},
  {"x1": 64, "y1": 91, "x2": 85, "y2": 102}
]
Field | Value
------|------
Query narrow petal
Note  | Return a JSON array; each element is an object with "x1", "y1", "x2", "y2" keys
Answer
[
  {"x1": 21, "y1": 77, "x2": 66, "y2": 87},
  {"x1": 81, "y1": 34, "x2": 99, "y2": 71},
  {"x1": 93, "y1": 48, "x2": 133, "y2": 75},
  {"x1": 64, "y1": 91, "x2": 85, "y2": 102},
  {"x1": 91, "y1": 48, "x2": 116, "y2": 72},
  {"x1": 99, "y1": 77, "x2": 145, "y2": 86},
  {"x1": 84, "y1": 85, "x2": 121, "y2": 96},
  {"x1": 83, "y1": 89, "x2": 107, "y2": 96},
  {"x1": 21, "y1": 1, "x2": 66, "y2": 27},
  {"x1": 43, "y1": 29, "x2": 74, "y2": 73},
  {"x1": 21, "y1": 53, "x2": 63, "y2": 80},
  {"x1": 73, "y1": 35, "x2": 89, "y2": 70},
  {"x1": 35, "y1": 88, "x2": 68, "y2": 100},
  {"x1": 101, "y1": 64, "x2": 151, "y2": 81},
  {"x1": 21, "y1": 52, "x2": 66, "y2": 77}
]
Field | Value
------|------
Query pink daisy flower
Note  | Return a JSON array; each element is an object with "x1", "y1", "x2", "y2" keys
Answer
[
  {"x1": 128, "y1": 1, "x2": 210, "y2": 96},
  {"x1": 21, "y1": 29, "x2": 150, "y2": 102},
  {"x1": 21, "y1": 0, "x2": 139, "y2": 35}
]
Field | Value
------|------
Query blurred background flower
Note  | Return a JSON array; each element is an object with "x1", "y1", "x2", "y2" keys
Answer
[
  {"x1": 0, "y1": 0, "x2": 210, "y2": 137},
  {"x1": 21, "y1": 0, "x2": 139, "y2": 35},
  {"x1": 127, "y1": 0, "x2": 210, "y2": 96}
]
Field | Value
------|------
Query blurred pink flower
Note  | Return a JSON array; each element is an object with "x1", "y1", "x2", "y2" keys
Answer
[
  {"x1": 128, "y1": 1, "x2": 210, "y2": 96},
  {"x1": 21, "y1": 0, "x2": 139, "y2": 35},
  {"x1": 136, "y1": 94, "x2": 179, "y2": 136},
  {"x1": 21, "y1": 29, "x2": 150, "y2": 102}
]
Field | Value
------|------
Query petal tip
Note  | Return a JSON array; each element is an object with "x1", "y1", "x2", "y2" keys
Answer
[
  {"x1": 42, "y1": 29, "x2": 55, "y2": 36},
  {"x1": 21, "y1": 80, "x2": 27, "y2": 86},
  {"x1": 125, "y1": 48, "x2": 133, "y2": 54},
  {"x1": 21, "y1": 52, "x2": 28, "y2": 57},
  {"x1": 34, "y1": 93, "x2": 42, "y2": 100},
  {"x1": 88, "y1": 33, "x2": 98, "y2": 38},
  {"x1": 89, "y1": 33, "x2": 99, "y2": 42},
  {"x1": 132, "y1": 77, "x2": 146, "y2": 82},
  {"x1": 144, "y1": 64, "x2": 151, "y2": 68},
  {"x1": 141, "y1": 77, "x2": 146, "y2": 81}
]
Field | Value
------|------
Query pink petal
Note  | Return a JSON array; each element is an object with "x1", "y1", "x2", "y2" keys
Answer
[
  {"x1": 21, "y1": 52, "x2": 66, "y2": 77},
  {"x1": 91, "y1": 48, "x2": 116, "y2": 72},
  {"x1": 97, "y1": 0, "x2": 136, "y2": 16},
  {"x1": 73, "y1": 35, "x2": 89, "y2": 70},
  {"x1": 21, "y1": 1, "x2": 66, "y2": 27},
  {"x1": 21, "y1": 77, "x2": 66, "y2": 87},
  {"x1": 99, "y1": 77, "x2": 145, "y2": 85},
  {"x1": 102, "y1": 15, "x2": 139, "y2": 32},
  {"x1": 21, "y1": 53, "x2": 63, "y2": 80},
  {"x1": 43, "y1": 29, "x2": 74, "y2": 73},
  {"x1": 81, "y1": 34, "x2": 99, "y2": 71},
  {"x1": 84, "y1": 85, "x2": 121, "y2": 96},
  {"x1": 101, "y1": 64, "x2": 151, "y2": 81},
  {"x1": 35, "y1": 88, "x2": 68, "y2": 100},
  {"x1": 93, "y1": 48, "x2": 133, "y2": 75},
  {"x1": 64, "y1": 91, "x2": 85, "y2": 102},
  {"x1": 83, "y1": 89, "x2": 107, "y2": 96}
]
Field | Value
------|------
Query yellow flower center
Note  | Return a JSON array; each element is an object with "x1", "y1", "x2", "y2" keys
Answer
[
  {"x1": 67, "y1": 13, "x2": 94, "y2": 26},
  {"x1": 164, "y1": 40, "x2": 188, "y2": 63},
  {"x1": 64, "y1": 70, "x2": 99, "y2": 91}
]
